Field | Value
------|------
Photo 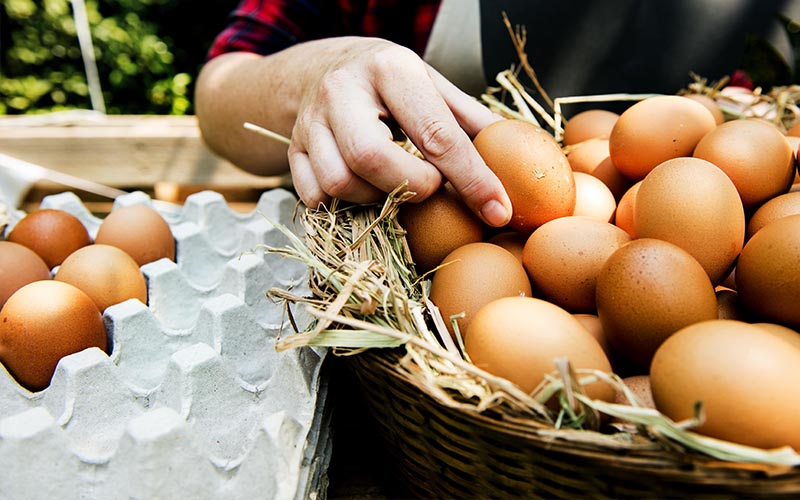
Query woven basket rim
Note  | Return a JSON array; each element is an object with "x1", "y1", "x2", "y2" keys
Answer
[{"x1": 353, "y1": 347, "x2": 800, "y2": 484}]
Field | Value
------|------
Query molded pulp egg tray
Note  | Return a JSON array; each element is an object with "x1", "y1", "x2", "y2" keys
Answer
[{"x1": 0, "y1": 189, "x2": 329, "y2": 500}]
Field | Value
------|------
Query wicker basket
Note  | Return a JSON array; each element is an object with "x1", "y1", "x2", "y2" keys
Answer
[{"x1": 345, "y1": 348, "x2": 800, "y2": 499}]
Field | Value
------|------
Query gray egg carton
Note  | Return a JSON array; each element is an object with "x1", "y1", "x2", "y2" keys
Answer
[{"x1": 0, "y1": 190, "x2": 330, "y2": 500}]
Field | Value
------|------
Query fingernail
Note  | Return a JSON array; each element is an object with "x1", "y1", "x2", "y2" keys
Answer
[{"x1": 480, "y1": 199, "x2": 511, "y2": 227}]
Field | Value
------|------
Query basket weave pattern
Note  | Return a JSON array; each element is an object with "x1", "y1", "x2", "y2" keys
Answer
[{"x1": 347, "y1": 348, "x2": 800, "y2": 499}]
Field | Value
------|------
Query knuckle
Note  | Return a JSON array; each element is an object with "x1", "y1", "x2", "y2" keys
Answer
[
  {"x1": 415, "y1": 118, "x2": 461, "y2": 161},
  {"x1": 318, "y1": 168, "x2": 361, "y2": 200}
]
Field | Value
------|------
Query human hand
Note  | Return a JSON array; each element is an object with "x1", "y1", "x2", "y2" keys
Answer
[{"x1": 287, "y1": 37, "x2": 512, "y2": 227}]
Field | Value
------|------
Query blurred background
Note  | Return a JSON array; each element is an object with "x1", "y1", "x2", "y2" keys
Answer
[{"x1": 0, "y1": 0, "x2": 233, "y2": 116}]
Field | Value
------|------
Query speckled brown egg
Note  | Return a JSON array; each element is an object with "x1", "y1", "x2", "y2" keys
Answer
[
  {"x1": 634, "y1": 157, "x2": 745, "y2": 285},
  {"x1": 465, "y1": 296, "x2": 614, "y2": 400},
  {"x1": 595, "y1": 238, "x2": 718, "y2": 372},
  {"x1": 693, "y1": 119, "x2": 795, "y2": 210},
  {"x1": 523, "y1": 216, "x2": 631, "y2": 313},
  {"x1": 398, "y1": 182, "x2": 483, "y2": 274},
  {"x1": 0, "y1": 241, "x2": 52, "y2": 309},
  {"x1": 0, "y1": 280, "x2": 107, "y2": 392},
  {"x1": 609, "y1": 95, "x2": 717, "y2": 181},
  {"x1": 7, "y1": 208, "x2": 92, "y2": 269},
  {"x1": 474, "y1": 119, "x2": 575, "y2": 232},
  {"x1": 94, "y1": 204, "x2": 175, "y2": 266},
  {"x1": 562, "y1": 109, "x2": 619, "y2": 145},
  {"x1": 55, "y1": 244, "x2": 148, "y2": 312},
  {"x1": 429, "y1": 242, "x2": 532, "y2": 341},
  {"x1": 650, "y1": 319, "x2": 800, "y2": 451},
  {"x1": 735, "y1": 214, "x2": 800, "y2": 328},
  {"x1": 614, "y1": 375, "x2": 656, "y2": 409}
]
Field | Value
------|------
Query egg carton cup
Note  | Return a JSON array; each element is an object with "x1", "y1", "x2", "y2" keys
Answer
[{"x1": 0, "y1": 189, "x2": 331, "y2": 500}]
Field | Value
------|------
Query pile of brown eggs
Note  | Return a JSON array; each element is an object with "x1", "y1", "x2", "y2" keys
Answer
[
  {"x1": 400, "y1": 91, "x2": 800, "y2": 452},
  {"x1": 0, "y1": 204, "x2": 175, "y2": 392}
]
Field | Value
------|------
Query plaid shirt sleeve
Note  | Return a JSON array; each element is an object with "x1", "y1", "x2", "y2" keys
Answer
[
  {"x1": 208, "y1": 0, "x2": 440, "y2": 60},
  {"x1": 207, "y1": 0, "x2": 328, "y2": 59}
]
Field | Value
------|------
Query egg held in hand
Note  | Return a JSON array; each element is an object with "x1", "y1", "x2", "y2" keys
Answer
[
  {"x1": 0, "y1": 280, "x2": 107, "y2": 392},
  {"x1": 474, "y1": 119, "x2": 575, "y2": 233}
]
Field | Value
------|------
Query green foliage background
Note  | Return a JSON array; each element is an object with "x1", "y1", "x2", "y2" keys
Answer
[{"x1": 0, "y1": 0, "x2": 233, "y2": 115}]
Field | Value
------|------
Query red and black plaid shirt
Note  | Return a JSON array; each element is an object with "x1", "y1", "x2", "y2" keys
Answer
[{"x1": 208, "y1": 0, "x2": 441, "y2": 59}]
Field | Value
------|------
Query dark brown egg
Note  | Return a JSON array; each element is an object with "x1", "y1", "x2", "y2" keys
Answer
[
  {"x1": 595, "y1": 238, "x2": 718, "y2": 372},
  {"x1": 398, "y1": 183, "x2": 483, "y2": 274},
  {"x1": 735, "y1": 214, "x2": 800, "y2": 328},
  {"x1": 7, "y1": 209, "x2": 92, "y2": 269}
]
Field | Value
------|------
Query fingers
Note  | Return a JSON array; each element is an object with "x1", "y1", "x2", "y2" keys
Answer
[
  {"x1": 291, "y1": 117, "x2": 385, "y2": 207},
  {"x1": 369, "y1": 50, "x2": 512, "y2": 227}
]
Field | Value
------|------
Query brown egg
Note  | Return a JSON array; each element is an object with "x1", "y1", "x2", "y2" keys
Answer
[
  {"x1": 609, "y1": 95, "x2": 717, "y2": 181},
  {"x1": 523, "y1": 216, "x2": 631, "y2": 313},
  {"x1": 0, "y1": 241, "x2": 52, "y2": 309},
  {"x1": 0, "y1": 280, "x2": 107, "y2": 392},
  {"x1": 693, "y1": 119, "x2": 795, "y2": 210},
  {"x1": 562, "y1": 109, "x2": 619, "y2": 145},
  {"x1": 430, "y1": 242, "x2": 532, "y2": 340},
  {"x1": 735, "y1": 214, "x2": 800, "y2": 328},
  {"x1": 595, "y1": 238, "x2": 718, "y2": 372},
  {"x1": 614, "y1": 375, "x2": 656, "y2": 409},
  {"x1": 650, "y1": 319, "x2": 800, "y2": 451},
  {"x1": 745, "y1": 191, "x2": 800, "y2": 240},
  {"x1": 565, "y1": 138, "x2": 631, "y2": 200},
  {"x1": 94, "y1": 204, "x2": 175, "y2": 266},
  {"x1": 485, "y1": 231, "x2": 527, "y2": 263},
  {"x1": 7, "y1": 208, "x2": 92, "y2": 269},
  {"x1": 398, "y1": 183, "x2": 483, "y2": 274},
  {"x1": 786, "y1": 120, "x2": 800, "y2": 137},
  {"x1": 613, "y1": 181, "x2": 640, "y2": 238},
  {"x1": 682, "y1": 93, "x2": 725, "y2": 125},
  {"x1": 465, "y1": 296, "x2": 614, "y2": 400},
  {"x1": 572, "y1": 172, "x2": 617, "y2": 222},
  {"x1": 474, "y1": 119, "x2": 575, "y2": 232},
  {"x1": 55, "y1": 244, "x2": 148, "y2": 312},
  {"x1": 634, "y1": 157, "x2": 745, "y2": 285}
]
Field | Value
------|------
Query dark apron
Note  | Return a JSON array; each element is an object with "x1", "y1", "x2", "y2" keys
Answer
[{"x1": 474, "y1": 1, "x2": 796, "y2": 110}]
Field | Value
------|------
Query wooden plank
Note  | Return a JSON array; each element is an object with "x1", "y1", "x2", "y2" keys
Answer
[{"x1": 0, "y1": 114, "x2": 289, "y2": 191}]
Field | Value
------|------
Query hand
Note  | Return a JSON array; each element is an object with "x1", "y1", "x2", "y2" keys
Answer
[{"x1": 287, "y1": 37, "x2": 512, "y2": 227}]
